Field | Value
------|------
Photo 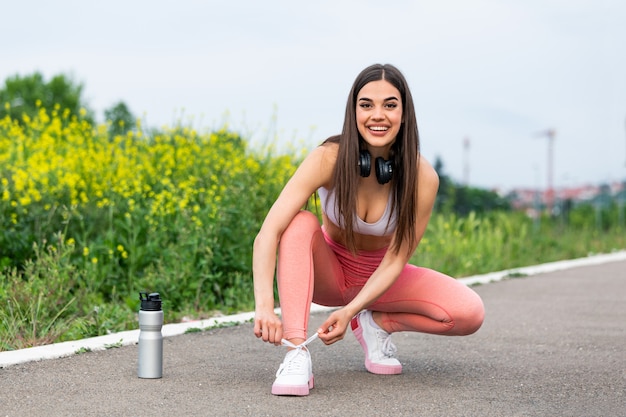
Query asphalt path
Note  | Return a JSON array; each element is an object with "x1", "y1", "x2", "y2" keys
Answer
[{"x1": 1, "y1": 258, "x2": 625, "y2": 416}]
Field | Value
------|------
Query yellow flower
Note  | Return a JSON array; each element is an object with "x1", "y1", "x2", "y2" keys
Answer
[
  {"x1": 18, "y1": 195, "x2": 32, "y2": 206},
  {"x1": 83, "y1": 247, "x2": 90, "y2": 256}
]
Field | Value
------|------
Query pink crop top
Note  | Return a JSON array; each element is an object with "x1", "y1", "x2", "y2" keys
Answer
[{"x1": 317, "y1": 187, "x2": 397, "y2": 236}]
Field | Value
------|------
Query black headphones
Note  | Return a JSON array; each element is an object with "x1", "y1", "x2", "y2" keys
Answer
[{"x1": 359, "y1": 150, "x2": 394, "y2": 184}]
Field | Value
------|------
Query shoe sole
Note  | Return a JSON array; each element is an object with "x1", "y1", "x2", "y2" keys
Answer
[
  {"x1": 351, "y1": 316, "x2": 402, "y2": 375},
  {"x1": 271, "y1": 375, "x2": 314, "y2": 396}
]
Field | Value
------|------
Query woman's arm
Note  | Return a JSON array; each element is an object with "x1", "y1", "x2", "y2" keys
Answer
[
  {"x1": 253, "y1": 144, "x2": 336, "y2": 345},
  {"x1": 318, "y1": 155, "x2": 439, "y2": 344}
]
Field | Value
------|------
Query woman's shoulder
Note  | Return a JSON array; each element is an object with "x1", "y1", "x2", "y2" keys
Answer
[
  {"x1": 418, "y1": 155, "x2": 439, "y2": 188},
  {"x1": 319, "y1": 140, "x2": 339, "y2": 155},
  {"x1": 309, "y1": 141, "x2": 339, "y2": 170},
  {"x1": 295, "y1": 141, "x2": 339, "y2": 190}
]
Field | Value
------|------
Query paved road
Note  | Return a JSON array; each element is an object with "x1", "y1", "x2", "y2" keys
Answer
[{"x1": 1, "y1": 259, "x2": 625, "y2": 417}]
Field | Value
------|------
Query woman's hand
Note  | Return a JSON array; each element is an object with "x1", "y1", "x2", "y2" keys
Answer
[
  {"x1": 254, "y1": 309, "x2": 283, "y2": 346},
  {"x1": 317, "y1": 308, "x2": 354, "y2": 345}
]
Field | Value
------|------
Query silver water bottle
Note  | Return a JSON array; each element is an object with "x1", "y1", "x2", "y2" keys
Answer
[{"x1": 138, "y1": 292, "x2": 163, "y2": 378}]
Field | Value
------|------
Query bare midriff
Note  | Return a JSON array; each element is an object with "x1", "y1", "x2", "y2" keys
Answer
[{"x1": 322, "y1": 213, "x2": 392, "y2": 252}]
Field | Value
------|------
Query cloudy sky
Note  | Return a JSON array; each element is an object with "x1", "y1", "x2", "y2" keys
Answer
[{"x1": 2, "y1": 0, "x2": 625, "y2": 191}]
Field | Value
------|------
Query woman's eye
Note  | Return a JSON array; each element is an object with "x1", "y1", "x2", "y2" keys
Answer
[{"x1": 385, "y1": 102, "x2": 398, "y2": 109}]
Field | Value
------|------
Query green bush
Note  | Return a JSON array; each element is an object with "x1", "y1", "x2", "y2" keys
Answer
[{"x1": 0, "y1": 109, "x2": 300, "y2": 349}]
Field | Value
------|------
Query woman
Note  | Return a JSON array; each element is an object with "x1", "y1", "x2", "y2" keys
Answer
[{"x1": 253, "y1": 64, "x2": 484, "y2": 396}]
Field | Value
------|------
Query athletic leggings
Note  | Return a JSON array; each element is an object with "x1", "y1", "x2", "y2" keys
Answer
[{"x1": 277, "y1": 211, "x2": 485, "y2": 341}]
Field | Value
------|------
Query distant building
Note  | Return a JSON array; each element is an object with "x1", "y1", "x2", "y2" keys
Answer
[{"x1": 504, "y1": 180, "x2": 626, "y2": 216}]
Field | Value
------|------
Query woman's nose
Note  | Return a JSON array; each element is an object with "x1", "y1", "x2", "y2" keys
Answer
[{"x1": 371, "y1": 106, "x2": 384, "y2": 120}]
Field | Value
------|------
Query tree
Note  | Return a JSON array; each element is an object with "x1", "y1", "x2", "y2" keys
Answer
[
  {"x1": 452, "y1": 185, "x2": 510, "y2": 215},
  {"x1": 0, "y1": 72, "x2": 94, "y2": 123},
  {"x1": 433, "y1": 156, "x2": 454, "y2": 212},
  {"x1": 104, "y1": 101, "x2": 136, "y2": 137},
  {"x1": 433, "y1": 156, "x2": 510, "y2": 215}
]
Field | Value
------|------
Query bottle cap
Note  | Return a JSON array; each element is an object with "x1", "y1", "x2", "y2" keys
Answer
[{"x1": 139, "y1": 292, "x2": 162, "y2": 311}]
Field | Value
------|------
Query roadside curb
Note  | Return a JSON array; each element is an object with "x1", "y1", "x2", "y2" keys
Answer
[
  {"x1": 2, "y1": 250, "x2": 625, "y2": 368},
  {"x1": 456, "y1": 250, "x2": 626, "y2": 286}
]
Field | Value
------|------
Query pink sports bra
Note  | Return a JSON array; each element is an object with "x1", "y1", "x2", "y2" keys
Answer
[{"x1": 317, "y1": 187, "x2": 397, "y2": 236}]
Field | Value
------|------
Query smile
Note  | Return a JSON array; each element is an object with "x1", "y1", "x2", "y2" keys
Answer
[{"x1": 368, "y1": 126, "x2": 389, "y2": 131}]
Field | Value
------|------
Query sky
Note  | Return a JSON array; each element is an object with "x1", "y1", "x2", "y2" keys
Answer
[{"x1": 2, "y1": 0, "x2": 626, "y2": 192}]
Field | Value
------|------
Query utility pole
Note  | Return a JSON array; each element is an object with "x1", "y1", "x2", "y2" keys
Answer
[{"x1": 535, "y1": 129, "x2": 556, "y2": 214}]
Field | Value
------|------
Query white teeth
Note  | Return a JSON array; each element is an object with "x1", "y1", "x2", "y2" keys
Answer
[{"x1": 369, "y1": 126, "x2": 388, "y2": 131}]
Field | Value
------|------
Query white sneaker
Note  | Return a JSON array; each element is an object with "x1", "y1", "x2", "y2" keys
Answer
[
  {"x1": 351, "y1": 310, "x2": 402, "y2": 375},
  {"x1": 271, "y1": 333, "x2": 318, "y2": 396}
]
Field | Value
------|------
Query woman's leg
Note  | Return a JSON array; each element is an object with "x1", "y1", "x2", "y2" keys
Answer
[
  {"x1": 276, "y1": 211, "x2": 347, "y2": 341},
  {"x1": 369, "y1": 264, "x2": 484, "y2": 336},
  {"x1": 278, "y1": 212, "x2": 484, "y2": 339}
]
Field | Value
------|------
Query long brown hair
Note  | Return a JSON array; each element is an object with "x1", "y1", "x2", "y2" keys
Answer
[{"x1": 323, "y1": 64, "x2": 420, "y2": 255}]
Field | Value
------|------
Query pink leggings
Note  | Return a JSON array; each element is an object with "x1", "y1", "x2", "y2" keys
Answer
[{"x1": 277, "y1": 211, "x2": 485, "y2": 340}]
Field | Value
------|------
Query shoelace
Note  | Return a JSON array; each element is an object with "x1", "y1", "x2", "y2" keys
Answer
[
  {"x1": 280, "y1": 332, "x2": 319, "y2": 350},
  {"x1": 275, "y1": 333, "x2": 319, "y2": 377},
  {"x1": 377, "y1": 329, "x2": 398, "y2": 358}
]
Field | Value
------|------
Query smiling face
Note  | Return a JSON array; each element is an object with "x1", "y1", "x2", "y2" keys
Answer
[{"x1": 356, "y1": 79, "x2": 403, "y2": 155}]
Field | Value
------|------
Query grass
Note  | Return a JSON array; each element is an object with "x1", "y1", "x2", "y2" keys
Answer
[{"x1": 412, "y1": 210, "x2": 626, "y2": 278}]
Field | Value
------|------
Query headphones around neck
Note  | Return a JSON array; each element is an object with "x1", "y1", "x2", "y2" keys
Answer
[{"x1": 359, "y1": 150, "x2": 394, "y2": 184}]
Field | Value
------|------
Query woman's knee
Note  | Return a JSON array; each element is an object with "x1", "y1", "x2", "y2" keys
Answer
[
  {"x1": 454, "y1": 294, "x2": 485, "y2": 336},
  {"x1": 281, "y1": 210, "x2": 321, "y2": 241}
]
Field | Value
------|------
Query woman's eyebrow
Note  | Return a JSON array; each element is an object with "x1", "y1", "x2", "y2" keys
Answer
[{"x1": 358, "y1": 96, "x2": 399, "y2": 102}]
